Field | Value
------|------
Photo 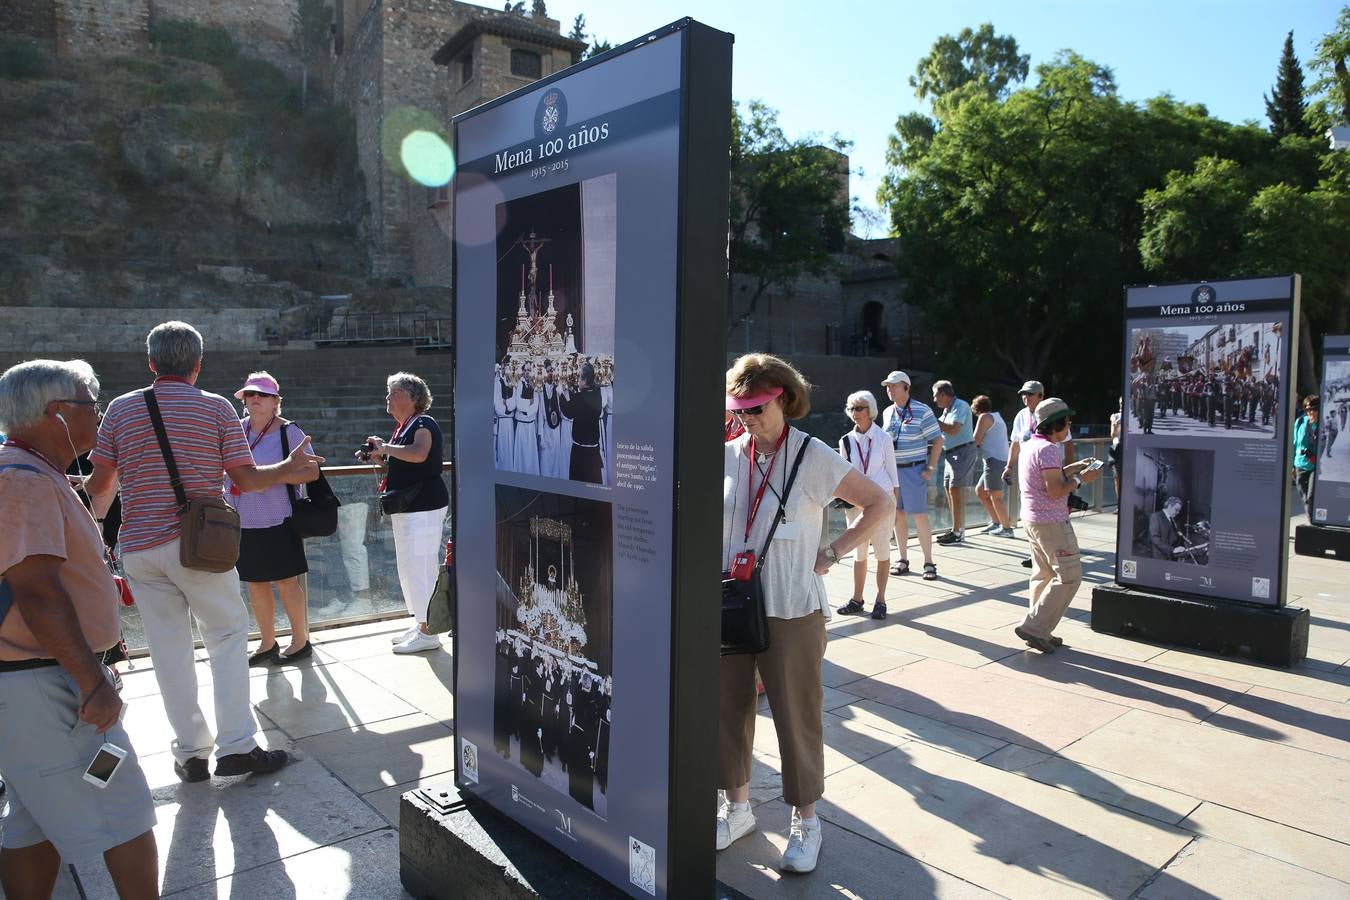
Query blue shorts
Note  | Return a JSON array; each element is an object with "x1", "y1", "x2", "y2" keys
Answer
[
  {"x1": 896, "y1": 464, "x2": 930, "y2": 514},
  {"x1": 0, "y1": 666, "x2": 156, "y2": 860}
]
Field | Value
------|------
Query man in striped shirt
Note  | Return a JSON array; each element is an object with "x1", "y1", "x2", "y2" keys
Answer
[{"x1": 86, "y1": 322, "x2": 322, "y2": 783}]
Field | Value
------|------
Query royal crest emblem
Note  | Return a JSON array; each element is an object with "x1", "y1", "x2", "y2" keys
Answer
[
  {"x1": 1191, "y1": 284, "x2": 1215, "y2": 305},
  {"x1": 534, "y1": 88, "x2": 567, "y2": 140}
]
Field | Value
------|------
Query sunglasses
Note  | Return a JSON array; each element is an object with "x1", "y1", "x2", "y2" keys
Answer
[
  {"x1": 59, "y1": 398, "x2": 103, "y2": 416},
  {"x1": 732, "y1": 403, "x2": 768, "y2": 417},
  {"x1": 848, "y1": 405, "x2": 871, "y2": 412},
  {"x1": 241, "y1": 390, "x2": 275, "y2": 399}
]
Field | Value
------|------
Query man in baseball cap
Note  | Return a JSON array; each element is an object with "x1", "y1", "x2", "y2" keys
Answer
[
  {"x1": 1013, "y1": 396, "x2": 1100, "y2": 653},
  {"x1": 876, "y1": 371, "x2": 944, "y2": 581}
]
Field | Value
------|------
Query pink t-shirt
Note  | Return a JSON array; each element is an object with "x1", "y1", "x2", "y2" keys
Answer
[
  {"x1": 1018, "y1": 434, "x2": 1068, "y2": 524},
  {"x1": 91, "y1": 379, "x2": 254, "y2": 553}
]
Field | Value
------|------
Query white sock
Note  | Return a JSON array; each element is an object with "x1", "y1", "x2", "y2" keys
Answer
[
  {"x1": 798, "y1": 815, "x2": 820, "y2": 827},
  {"x1": 730, "y1": 801, "x2": 750, "y2": 812}
]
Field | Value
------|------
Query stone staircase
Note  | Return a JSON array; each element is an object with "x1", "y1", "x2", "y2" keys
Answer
[{"x1": 0, "y1": 347, "x2": 455, "y2": 457}]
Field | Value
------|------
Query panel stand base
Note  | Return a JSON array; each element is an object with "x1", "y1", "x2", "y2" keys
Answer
[
  {"x1": 399, "y1": 784, "x2": 749, "y2": 899},
  {"x1": 1090, "y1": 586, "x2": 1309, "y2": 667},
  {"x1": 1294, "y1": 524, "x2": 1350, "y2": 559}
]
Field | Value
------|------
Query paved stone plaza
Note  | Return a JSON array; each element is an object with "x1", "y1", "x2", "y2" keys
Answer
[{"x1": 16, "y1": 511, "x2": 1349, "y2": 899}]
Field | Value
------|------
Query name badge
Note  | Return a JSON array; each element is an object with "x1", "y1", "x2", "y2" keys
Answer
[{"x1": 773, "y1": 521, "x2": 801, "y2": 542}]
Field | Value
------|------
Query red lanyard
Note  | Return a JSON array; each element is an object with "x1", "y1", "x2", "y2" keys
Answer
[
  {"x1": 3, "y1": 439, "x2": 67, "y2": 478},
  {"x1": 744, "y1": 426, "x2": 789, "y2": 542},
  {"x1": 245, "y1": 416, "x2": 276, "y2": 451},
  {"x1": 390, "y1": 414, "x2": 416, "y2": 444},
  {"x1": 854, "y1": 433, "x2": 873, "y2": 472}
]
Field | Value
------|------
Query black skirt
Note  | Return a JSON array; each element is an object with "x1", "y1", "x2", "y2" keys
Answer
[{"x1": 237, "y1": 521, "x2": 309, "y2": 583}]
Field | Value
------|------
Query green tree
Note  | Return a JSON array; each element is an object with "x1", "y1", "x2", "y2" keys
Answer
[
  {"x1": 568, "y1": 13, "x2": 586, "y2": 42},
  {"x1": 727, "y1": 101, "x2": 852, "y2": 338},
  {"x1": 1309, "y1": 5, "x2": 1350, "y2": 125},
  {"x1": 880, "y1": 38, "x2": 1276, "y2": 414},
  {"x1": 909, "y1": 23, "x2": 1029, "y2": 107},
  {"x1": 1265, "y1": 31, "x2": 1312, "y2": 139}
]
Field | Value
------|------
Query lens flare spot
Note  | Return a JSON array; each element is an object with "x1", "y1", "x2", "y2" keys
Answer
[{"x1": 400, "y1": 130, "x2": 455, "y2": 187}]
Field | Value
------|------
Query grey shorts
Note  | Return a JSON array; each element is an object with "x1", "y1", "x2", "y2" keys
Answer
[
  {"x1": 978, "y1": 456, "x2": 1007, "y2": 492},
  {"x1": 0, "y1": 666, "x2": 155, "y2": 860},
  {"x1": 942, "y1": 443, "x2": 978, "y2": 488}
]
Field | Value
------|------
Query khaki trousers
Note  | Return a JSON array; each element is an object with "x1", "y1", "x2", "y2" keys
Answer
[
  {"x1": 719, "y1": 612, "x2": 827, "y2": 808},
  {"x1": 1021, "y1": 520, "x2": 1083, "y2": 639}
]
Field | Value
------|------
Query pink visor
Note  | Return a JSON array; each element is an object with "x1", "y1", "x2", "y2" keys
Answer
[
  {"x1": 725, "y1": 385, "x2": 783, "y2": 411},
  {"x1": 233, "y1": 375, "x2": 280, "y2": 398}
]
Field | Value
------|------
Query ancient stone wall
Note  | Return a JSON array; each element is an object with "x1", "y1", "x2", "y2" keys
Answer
[
  {"x1": 0, "y1": 307, "x2": 280, "y2": 353},
  {"x1": 333, "y1": 0, "x2": 383, "y2": 275},
  {"x1": 158, "y1": 0, "x2": 300, "y2": 74},
  {"x1": 54, "y1": 0, "x2": 149, "y2": 58},
  {"x1": 0, "y1": 0, "x2": 57, "y2": 43}
]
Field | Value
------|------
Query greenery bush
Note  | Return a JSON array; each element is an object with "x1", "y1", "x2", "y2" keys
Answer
[
  {"x1": 142, "y1": 78, "x2": 219, "y2": 105},
  {"x1": 222, "y1": 56, "x2": 299, "y2": 113},
  {"x1": 0, "y1": 38, "x2": 51, "y2": 80},
  {"x1": 149, "y1": 20, "x2": 239, "y2": 66},
  {"x1": 298, "y1": 105, "x2": 358, "y2": 181}
]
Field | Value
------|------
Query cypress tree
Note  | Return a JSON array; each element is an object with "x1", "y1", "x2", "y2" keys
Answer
[{"x1": 1265, "y1": 31, "x2": 1311, "y2": 139}]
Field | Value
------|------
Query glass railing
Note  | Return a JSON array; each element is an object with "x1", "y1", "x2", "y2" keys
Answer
[
  {"x1": 116, "y1": 464, "x2": 453, "y2": 654},
  {"x1": 827, "y1": 437, "x2": 1118, "y2": 542}
]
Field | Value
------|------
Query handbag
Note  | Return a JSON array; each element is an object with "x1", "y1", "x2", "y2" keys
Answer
[
  {"x1": 721, "y1": 437, "x2": 811, "y2": 656},
  {"x1": 425, "y1": 540, "x2": 456, "y2": 635},
  {"x1": 144, "y1": 389, "x2": 241, "y2": 573},
  {"x1": 380, "y1": 481, "x2": 423, "y2": 516},
  {"x1": 278, "y1": 422, "x2": 340, "y2": 537}
]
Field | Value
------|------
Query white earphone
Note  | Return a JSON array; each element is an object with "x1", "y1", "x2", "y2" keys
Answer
[{"x1": 55, "y1": 412, "x2": 66, "y2": 424}]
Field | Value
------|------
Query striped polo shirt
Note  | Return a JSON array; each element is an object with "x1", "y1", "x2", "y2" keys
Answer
[
  {"x1": 882, "y1": 400, "x2": 941, "y2": 465},
  {"x1": 91, "y1": 378, "x2": 254, "y2": 553}
]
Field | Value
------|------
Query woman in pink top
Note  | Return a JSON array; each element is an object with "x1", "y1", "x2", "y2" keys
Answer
[{"x1": 225, "y1": 372, "x2": 312, "y2": 664}]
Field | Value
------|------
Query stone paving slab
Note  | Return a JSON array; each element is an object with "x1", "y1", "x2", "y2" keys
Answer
[
  {"x1": 989, "y1": 647, "x2": 1250, "y2": 724},
  {"x1": 979, "y1": 744, "x2": 1200, "y2": 826},
  {"x1": 717, "y1": 798, "x2": 1002, "y2": 900},
  {"x1": 167, "y1": 829, "x2": 410, "y2": 899},
  {"x1": 296, "y1": 712, "x2": 455, "y2": 793},
  {"x1": 1137, "y1": 835, "x2": 1348, "y2": 900},
  {"x1": 844, "y1": 657, "x2": 1130, "y2": 752},
  {"x1": 829, "y1": 699, "x2": 1008, "y2": 761},
  {"x1": 845, "y1": 618, "x2": 1026, "y2": 669},
  {"x1": 1201, "y1": 684, "x2": 1350, "y2": 761},
  {"x1": 251, "y1": 661, "x2": 418, "y2": 739},
  {"x1": 821, "y1": 634, "x2": 922, "y2": 686},
  {"x1": 817, "y1": 741, "x2": 1194, "y2": 898},
  {"x1": 1060, "y1": 708, "x2": 1350, "y2": 846},
  {"x1": 1147, "y1": 649, "x2": 1350, "y2": 703},
  {"x1": 343, "y1": 650, "x2": 456, "y2": 723},
  {"x1": 1179, "y1": 802, "x2": 1350, "y2": 885}
]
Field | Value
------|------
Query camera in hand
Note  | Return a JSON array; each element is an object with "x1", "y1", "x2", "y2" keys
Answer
[
  {"x1": 1067, "y1": 492, "x2": 1091, "y2": 512},
  {"x1": 356, "y1": 440, "x2": 376, "y2": 462}
]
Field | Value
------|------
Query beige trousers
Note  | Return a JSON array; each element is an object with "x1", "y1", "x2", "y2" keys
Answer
[
  {"x1": 719, "y1": 612, "x2": 827, "y2": 808},
  {"x1": 1021, "y1": 520, "x2": 1083, "y2": 639}
]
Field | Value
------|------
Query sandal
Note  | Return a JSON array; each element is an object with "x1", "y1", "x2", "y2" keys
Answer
[
  {"x1": 922, "y1": 562, "x2": 937, "y2": 581},
  {"x1": 870, "y1": 601, "x2": 888, "y2": 621},
  {"x1": 889, "y1": 559, "x2": 911, "y2": 576},
  {"x1": 836, "y1": 598, "x2": 866, "y2": 615}
]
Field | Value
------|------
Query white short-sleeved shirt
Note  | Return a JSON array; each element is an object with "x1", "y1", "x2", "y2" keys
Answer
[
  {"x1": 723, "y1": 428, "x2": 853, "y2": 621},
  {"x1": 838, "y1": 423, "x2": 899, "y2": 492},
  {"x1": 1009, "y1": 406, "x2": 1036, "y2": 453}
]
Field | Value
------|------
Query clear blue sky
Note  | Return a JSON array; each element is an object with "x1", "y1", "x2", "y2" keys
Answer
[{"x1": 546, "y1": 0, "x2": 1343, "y2": 236}]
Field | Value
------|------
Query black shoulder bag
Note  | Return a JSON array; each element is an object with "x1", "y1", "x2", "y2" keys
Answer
[
  {"x1": 279, "y1": 422, "x2": 340, "y2": 538},
  {"x1": 721, "y1": 436, "x2": 811, "y2": 656},
  {"x1": 831, "y1": 433, "x2": 855, "y2": 510}
]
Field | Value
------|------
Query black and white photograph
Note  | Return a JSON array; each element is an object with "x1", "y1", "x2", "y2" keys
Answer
[
  {"x1": 1126, "y1": 322, "x2": 1284, "y2": 439},
  {"x1": 1320, "y1": 360, "x2": 1350, "y2": 484},
  {"x1": 493, "y1": 486, "x2": 614, "y2": 817},
  {"x1": 493, "y1": 175, "x2": 618, "y2": 486},
  {"x1": 1130, "y1": 447, "x2": 1215, "y2": 566}
]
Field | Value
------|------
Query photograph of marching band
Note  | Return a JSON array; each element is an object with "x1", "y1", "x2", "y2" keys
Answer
[
  {"x1": 1321, "y1": 360, "x2": 1350, "y2": 484},
  {"x1": 493, "y1": 486, "x2": 614, "y2": 816},
  {"x1": 1130, "y1": 447, "x2": 1215, "y2": 566},
  {"x1": 493, "y1": 176, "x2": 618, "y2": 486},
  {"x1": 1126, "y1": 321, "x2": 1284, "y2": 439}
]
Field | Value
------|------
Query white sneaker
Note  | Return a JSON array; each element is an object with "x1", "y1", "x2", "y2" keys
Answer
[
  {"x1": 715, "y1": 800, "x2": 756, "y2": 851},
  {"x1": 997, "y1": 526, "x2": 1016, "y2": 537},
  {"x1": 981, "y1": 522, "x2": 1002, "y2": 534},
  {"x1": 393, "y1": 631, "x2": 441, "y2": 654},
  {"x1": 390, "y1": 625, "x2": 419, "y2": 645},
  {"x1": 780, "y1": 812, "x2": 822, "y2": 873}
]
